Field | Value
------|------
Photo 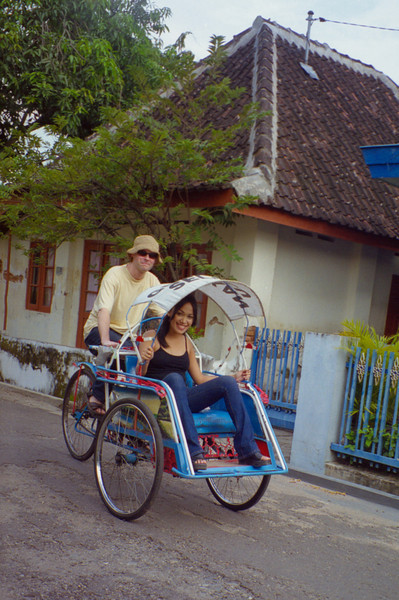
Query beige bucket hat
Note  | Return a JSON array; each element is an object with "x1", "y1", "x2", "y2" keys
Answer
[{"x1": 127, "y1": 235, "x2": 163, "y2": 264}]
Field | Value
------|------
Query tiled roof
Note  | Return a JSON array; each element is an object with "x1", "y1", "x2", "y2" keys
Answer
[{"x1": 197, "y1": 17, "x2": 399, "y2": 240}]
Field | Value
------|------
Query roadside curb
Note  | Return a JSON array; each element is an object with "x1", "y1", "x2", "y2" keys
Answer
[
  {"x1": 286, "y1": 466, "x2": 399, "y2": 510},
  {"x1": 324, "y1": 460, "x2": 399, "y2": 498},
  {"x1": 0, "y1": 381, "x2": 62, "y2": 409},
  {"x1": 274, "y1": 426, "x2": 399, "y2": 509}
]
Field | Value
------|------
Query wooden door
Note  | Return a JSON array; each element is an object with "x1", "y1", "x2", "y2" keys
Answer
[
  {"x1": 76, "y1": 241, "x2": 122, "y2": 348},
  {"x1": 384, "y1": 274, "x2": 399, "y2": 337}
]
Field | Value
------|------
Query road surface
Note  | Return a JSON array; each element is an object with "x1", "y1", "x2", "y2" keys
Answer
[{"x1": 0, "y1": 383, "x2": 397, "y2": 600}]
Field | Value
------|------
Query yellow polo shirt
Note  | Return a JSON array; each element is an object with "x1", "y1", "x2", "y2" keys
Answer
[{"x1": 83, "y1": 265, "x2": 161, "y2": 338}]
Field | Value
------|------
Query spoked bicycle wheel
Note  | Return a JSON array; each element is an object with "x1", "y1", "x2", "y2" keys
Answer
[
  {"x1": 94, "y1": 398, "x2": 164, "y2": 520},
  {"x1": 206, "y1": 474, "x2": 270, "y2": 511},
  {"x1": 62, "y1": 366, "x2": 99, "y2": 461}
]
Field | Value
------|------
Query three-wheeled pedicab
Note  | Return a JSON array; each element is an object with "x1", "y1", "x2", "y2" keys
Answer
[{"x1": 62, "y1": 276, "x2": 287, "y2": 520}]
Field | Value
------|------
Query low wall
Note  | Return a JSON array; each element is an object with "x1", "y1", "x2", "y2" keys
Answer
[{"x1": 0, "y1": 334, "x2": 90, "y2": 398}]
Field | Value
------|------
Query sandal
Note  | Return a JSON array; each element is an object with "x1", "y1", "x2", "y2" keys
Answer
[
  {"x1": 87, "y1": 396, "x2": 106, "y2": 417},
  {"x1": 192, "y1": 454, "x2": 207, "y2": 471},
  {"x1": 239, "y1": 451, "x2": 271, "y2": 468}
]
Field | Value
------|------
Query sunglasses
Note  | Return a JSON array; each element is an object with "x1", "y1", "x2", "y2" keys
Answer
[{"x1": 137, "y1": 249, "x2": 158, "y2": 259}]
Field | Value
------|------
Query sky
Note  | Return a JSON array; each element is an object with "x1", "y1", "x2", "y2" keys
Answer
[{"x1": 155, "y1": 0, "x2": 399, "y2": 86}]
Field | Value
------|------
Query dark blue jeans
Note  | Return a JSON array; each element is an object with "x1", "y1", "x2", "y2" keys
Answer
[
  {"x1": 163, "y1": 373, "x2": 259, "y2": 459},
  {"x1": 84, "y1": 327, "x2": 122, "y2": 404}
]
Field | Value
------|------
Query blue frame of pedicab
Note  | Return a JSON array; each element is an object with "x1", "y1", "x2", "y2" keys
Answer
[{"x1": 80, "y1": 275, "x2": 288, "y2": 479}]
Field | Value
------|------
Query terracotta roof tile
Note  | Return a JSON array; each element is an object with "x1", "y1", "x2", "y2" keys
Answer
[{"x1": 208, "y1": 18, "x2": 399, "y2": 240}]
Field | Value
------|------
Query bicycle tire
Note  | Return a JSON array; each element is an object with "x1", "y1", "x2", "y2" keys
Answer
[
  {"x1": 62, "y1": 366, "x2": 98, "y2": 461},
  {"x1": 206, "y1": 474, "x2": 270, "y2": 511},
  {"x1": 94, "y1": 398, "x2": 164, "y2": 520}
]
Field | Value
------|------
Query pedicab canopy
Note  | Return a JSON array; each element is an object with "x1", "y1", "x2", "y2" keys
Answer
[{"x1": 131, "y1": 275, "x2": 265, "y2": 322}]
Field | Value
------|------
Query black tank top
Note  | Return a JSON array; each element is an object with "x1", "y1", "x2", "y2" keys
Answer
[{"x1": 146, "y1": 338, "x2": 189, "y2": 381}]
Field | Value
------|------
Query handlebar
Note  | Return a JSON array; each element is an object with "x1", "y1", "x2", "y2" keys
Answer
[{"x1": 89, "y1": 345, "x2": 115, "y2": 366}]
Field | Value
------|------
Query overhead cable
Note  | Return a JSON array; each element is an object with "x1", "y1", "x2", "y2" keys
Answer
[{"x1": 319, "y1": 18, "x2": 399, "y2": 32}]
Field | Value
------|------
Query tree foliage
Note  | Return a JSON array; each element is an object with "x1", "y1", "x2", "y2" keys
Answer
[
  {"x1": 0, "y1": 0, "x2": 170, "y2": 145},
  {"x1": 340, "y1": 319, "x2": 399, "y2": 355},
  {"x1": 0, "y1": 36, "x2": 259, "y2": 281}
]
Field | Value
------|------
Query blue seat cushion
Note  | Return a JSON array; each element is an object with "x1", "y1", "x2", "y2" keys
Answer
[
  {"x1": 193, "y1": 409, "x2": 235, "y2": 434},
  {"x1": 125, "y1": 355, "x2": 138, "y2": 373}
]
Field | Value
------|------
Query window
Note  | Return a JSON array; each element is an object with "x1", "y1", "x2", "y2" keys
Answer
[{"x1": 26, "y1": 242, "x2": 55, "y2": 312}]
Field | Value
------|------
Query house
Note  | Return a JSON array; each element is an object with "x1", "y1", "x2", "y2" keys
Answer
[
  {"x1": 1, "y1": 16, "x2": 399, "y2": 393},
  {"x1": 197, "y1": 16, "x2": 399, "y2": 338}
]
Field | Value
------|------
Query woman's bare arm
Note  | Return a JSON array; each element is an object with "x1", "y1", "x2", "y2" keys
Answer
[{"x1": 138, "y1": 333, "x2": 159, "y2": 375}]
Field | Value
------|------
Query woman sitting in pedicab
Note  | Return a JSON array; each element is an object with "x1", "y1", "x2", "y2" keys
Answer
[{"x1": 139, "y1": 293, "x2": 271, "y2": 471}]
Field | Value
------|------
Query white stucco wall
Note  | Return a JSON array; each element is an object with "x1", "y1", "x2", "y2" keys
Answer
[
  {"x1": 270, "y1": 230, "x2": 369, "y2": 332},
  {"x1": 1, "y1": 218, "x2": 398, "y2": 362},
  {"x1": 0, "y1": 236, "x2": 27, "y2": 334},
  {"x1": 229, "y1": 217, "x2": 398, "y2": 336},
  {"x1": 194, "y1": 217, "x2": 399, "y2": 366},
  {"x1": 230, "y1": 218, "x2": 279, "y2": 319},
  {"x1": 0, "y1": 236, "x2": 83, "y2": 348}
]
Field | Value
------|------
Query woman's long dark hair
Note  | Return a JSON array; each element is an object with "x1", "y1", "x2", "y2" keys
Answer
[{"x1": 158, "y1": 294, "x2": 198, "y2": 348}]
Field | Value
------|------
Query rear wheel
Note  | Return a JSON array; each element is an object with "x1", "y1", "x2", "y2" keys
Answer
[
  {"x1": 94, "y1": 398, "x2": 164, "y2": 520},
  {"x1": 62, "y1": 366, "x2": 98, "y2": 461},
  {"x1": 206, "y1": 475, "x2": 270, "y2": 511}
]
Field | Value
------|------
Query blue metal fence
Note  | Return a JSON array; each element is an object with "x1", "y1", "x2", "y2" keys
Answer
[
  {"x1": 250, "y1": 329, "x2": 304, "y2": 430},
  {"x1": 331, "y1": 347, "x2": 399, "y2": 472}
]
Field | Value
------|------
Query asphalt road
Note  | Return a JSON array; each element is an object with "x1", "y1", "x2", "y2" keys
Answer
[{"x1": 0, "y1": 383, "x2": 398, "y2": 600}]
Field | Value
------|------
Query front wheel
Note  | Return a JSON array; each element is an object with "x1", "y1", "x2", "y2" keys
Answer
[
  {"x1": 62, "y1": 366, "x2": 98, "y2": 461},
  {"x1": 206, "y1": 475, "x2": 270, "y2": 511},
  {"x1": 94, "y1": 398, "x2": 164, "y2": 520}
]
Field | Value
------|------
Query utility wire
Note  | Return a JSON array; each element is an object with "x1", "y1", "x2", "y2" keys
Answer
[{"x1": 319, "y1": 17, "x2": 399, "y2": 32}]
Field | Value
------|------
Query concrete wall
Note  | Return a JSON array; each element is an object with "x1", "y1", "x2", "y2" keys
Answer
[
  {"x1": 290, "y1": 332, "x2": 347, "y2": 475},
  {"x1": 0, "y1": 333, "x2": 89, "y2": 397}
]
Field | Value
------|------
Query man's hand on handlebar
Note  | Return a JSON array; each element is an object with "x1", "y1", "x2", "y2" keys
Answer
[{"x1": 100, "y1": 340, "x2": 119, "y2": 348}]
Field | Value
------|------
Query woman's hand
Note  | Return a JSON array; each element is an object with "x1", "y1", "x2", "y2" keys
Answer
[
  {"x1": 140, "y1": 345, "x2": 155, "y2": 363},
  {"x1": 233, "y1": 369, "x2": 251, "y2": 382}
]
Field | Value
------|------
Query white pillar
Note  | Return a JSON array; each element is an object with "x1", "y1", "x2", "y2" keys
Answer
[{"x1": 290, "y1": 333, "x2": 347, "y2": 475}]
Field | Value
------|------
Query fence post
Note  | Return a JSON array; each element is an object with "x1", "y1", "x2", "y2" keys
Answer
[{"x1": 290, "y1": 333, "x2": 347, "y2": 475}]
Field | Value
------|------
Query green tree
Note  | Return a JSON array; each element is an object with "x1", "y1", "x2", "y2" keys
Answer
[
  {"x1": 0, "y1": 36, "x2": 259, "y2": 281},
  {"x1": 0, "y1": 0, "x2": 170, "y2": 145}
]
